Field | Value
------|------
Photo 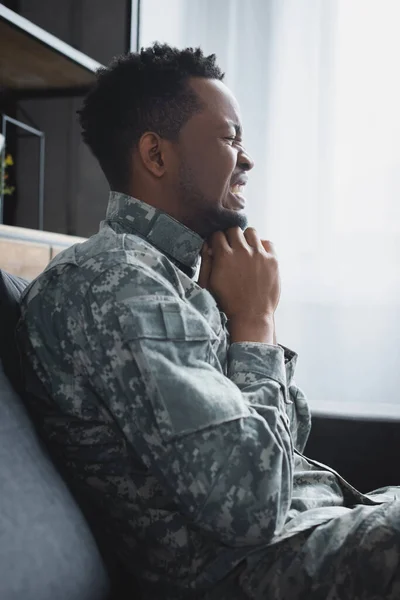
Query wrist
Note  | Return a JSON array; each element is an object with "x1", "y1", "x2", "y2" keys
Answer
[{"x1": 228, "y1": 313, "x2": 276, "y2": 344}]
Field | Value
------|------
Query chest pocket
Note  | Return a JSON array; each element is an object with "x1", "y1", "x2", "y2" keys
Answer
[
  {"x1": 118, "y1": 298, "x2": 249, "y2": 441},
  {"x1": 119, "y1": 297, "x2": 217, "y2": 341}
]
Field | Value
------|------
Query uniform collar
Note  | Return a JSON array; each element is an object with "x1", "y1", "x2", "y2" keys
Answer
[{"x1": 105, "y1": 191, "x2": 203, "y2": 278}]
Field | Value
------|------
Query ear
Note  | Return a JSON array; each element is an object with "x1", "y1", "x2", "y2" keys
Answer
[{"x1": 137, "y1": 132, "x2": 167, "y2": 178}]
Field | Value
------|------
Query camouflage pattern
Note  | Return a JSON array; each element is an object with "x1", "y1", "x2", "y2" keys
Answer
[{"x1": 17, "y1": 191, "x2": 400, "y2": 599}]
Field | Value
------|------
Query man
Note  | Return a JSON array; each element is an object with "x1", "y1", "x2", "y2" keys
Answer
[{"x1": 17, "y1": 44, "x2": 400, "y2": 599}]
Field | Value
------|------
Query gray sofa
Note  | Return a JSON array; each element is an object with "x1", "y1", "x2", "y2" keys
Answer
[{"x1": 0, "y1": 270, "x2": 111, "y2": 600}]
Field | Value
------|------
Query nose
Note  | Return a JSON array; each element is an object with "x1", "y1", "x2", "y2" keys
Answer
[{"x1": 238, "y1": 147, "x2": 255, "y2": 172}]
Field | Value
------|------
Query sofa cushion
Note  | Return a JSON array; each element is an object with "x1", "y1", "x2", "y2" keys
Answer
[
  {"x1": 0, "y1": 359, "x2": 110, "y2": 600},
  {"x1": 0, "y1": 269, "x2": 110, "y2": 599}
]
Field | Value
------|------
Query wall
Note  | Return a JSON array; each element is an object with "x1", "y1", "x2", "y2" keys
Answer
[{"x1": 12, "y1": 0, "x2": 130, "y2": 237}]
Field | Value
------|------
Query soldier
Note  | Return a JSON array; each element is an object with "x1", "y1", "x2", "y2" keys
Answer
[{"x1": 17, "y1": 44, "x2": 400, "y2": 599}]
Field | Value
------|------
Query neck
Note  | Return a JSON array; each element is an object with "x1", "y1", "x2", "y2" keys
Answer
[{"x1": 128, "y1": 184, "x2": 189, "y2": 228}]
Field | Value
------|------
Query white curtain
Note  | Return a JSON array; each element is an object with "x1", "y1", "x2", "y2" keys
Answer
[{"x1": 140, "y1": 0, "x2": 400, "y2": 418}]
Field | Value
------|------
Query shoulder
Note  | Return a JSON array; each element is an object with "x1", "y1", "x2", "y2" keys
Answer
[{"x1": 22, "y1": 227, "x2": 181, "y2": 311}]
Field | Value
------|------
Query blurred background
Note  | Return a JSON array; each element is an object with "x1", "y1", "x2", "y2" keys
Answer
[{"x1": 1, "y1": 0, "x2": 400, "y2": 418}]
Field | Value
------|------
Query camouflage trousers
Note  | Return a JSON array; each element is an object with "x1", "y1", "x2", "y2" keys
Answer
[{"x1": 214, "y1": 496, "x2": 400, "y2": 600}]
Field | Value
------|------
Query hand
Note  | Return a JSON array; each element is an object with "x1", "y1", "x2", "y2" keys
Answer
[
  {"x1": 202, "y1": 227, "x2": 281, "y2": 343},
  {"x1": 198, "y1": 242, "x2": 213, "y2": 290}
]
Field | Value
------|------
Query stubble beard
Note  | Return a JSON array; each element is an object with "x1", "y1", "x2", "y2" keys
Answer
[{"x1": 177, "y1": 163, "x2": 248, "y2": 239}]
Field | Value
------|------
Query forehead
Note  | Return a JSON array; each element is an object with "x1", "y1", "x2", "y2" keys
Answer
[{"x1": 188, "y1": 77, "x2": 242, "y2": 130}]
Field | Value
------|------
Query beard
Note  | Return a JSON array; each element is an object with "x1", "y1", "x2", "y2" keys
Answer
[{"x1": 177, "y1": 162, "x2": 248, "y2": 239}]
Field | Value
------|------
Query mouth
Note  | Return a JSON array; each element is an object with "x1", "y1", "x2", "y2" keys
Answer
[
  {"x1": 228, "y1": 190, "x2": 246, "y2": 210},
  {"x1": 230, "y1": 183, "x2": 246, "y2": 196},
  {"x1": 228, "y1": 178, "x2": 248, "y2": 209}
]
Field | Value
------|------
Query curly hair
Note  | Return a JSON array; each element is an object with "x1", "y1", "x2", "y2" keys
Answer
[{"x1": 78, "y1": 43, "x2": 224, "y2": 190}]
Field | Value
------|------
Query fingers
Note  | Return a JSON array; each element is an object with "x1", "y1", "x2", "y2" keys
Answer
[
  {"x1": 198, "y1": 242, "x2": 213, "y2": 289},
  {"x1": 243, "y1": 227, "x2": 263, "y2": 250},
  {"x1": 261, "y1": 239, "x2": 277, "y2": 258},
  {"x1": 209, "y1": 230, "x2": 232, "y2": 256},
  {"x1": 224, "y1": 227, "x2": 247, "y2": 249},
  {"x1": 209, "y1": 228, "x2": 277, "y2": 260}
]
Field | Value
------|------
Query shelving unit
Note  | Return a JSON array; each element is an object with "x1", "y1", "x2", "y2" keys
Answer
[
  {"x1": 0, "y1": 1, "x2": 140, "y2": 233},
  {"x1": 0, "y1": 3, "x2": 105, "y2": 228},
  {"x1": 0, "y1": 4, "x2": 102, "y2": 98}
]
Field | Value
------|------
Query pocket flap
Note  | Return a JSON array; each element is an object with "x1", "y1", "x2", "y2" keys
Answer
[{"x1": 119, "y1": 297, "x2": 217, "y2": 342}]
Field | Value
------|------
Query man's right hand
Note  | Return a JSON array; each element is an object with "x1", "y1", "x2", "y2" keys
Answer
[{"x1": 204, "y1": 227, "x2": 281, "y2": 345}]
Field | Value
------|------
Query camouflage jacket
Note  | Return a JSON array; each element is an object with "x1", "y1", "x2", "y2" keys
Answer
[{"x1": 17, "y1": 192, "x2": 379, "y2": 598}]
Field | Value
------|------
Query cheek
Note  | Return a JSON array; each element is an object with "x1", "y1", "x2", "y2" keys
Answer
[
  {"x1": 196, "y1": 146, "x2": 237, "y2": 196},
  {"x1": 214, "y1": 148, "x2": 237, "y2": 196}
]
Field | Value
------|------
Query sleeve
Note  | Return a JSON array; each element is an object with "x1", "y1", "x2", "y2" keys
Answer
[
  {"x1": 82, "y1": 266, "x2": 295, "y2": 548},
  {"x1": 285, "y1": 384, "x2": 312, "y2": 453},
  {"x1": 229, "y1": 342, "x2": 312, "y2": 453},
  {"x1": 280, "y1": 345, "x2": 312, "y2": 453}
]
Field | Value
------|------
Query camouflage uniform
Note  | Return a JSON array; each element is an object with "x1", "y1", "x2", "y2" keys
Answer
[{"x1": 17, "y1": 192, "x2": 400, "y2": 599}]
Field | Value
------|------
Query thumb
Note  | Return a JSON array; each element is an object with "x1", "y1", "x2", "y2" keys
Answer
[{"x1": 198, "y1": 243, "x2": 213, "y2": 289}]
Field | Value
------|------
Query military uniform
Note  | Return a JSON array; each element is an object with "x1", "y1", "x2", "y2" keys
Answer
[{"x1": 17, "y1": 192, "x2": 400, "y2": 599}]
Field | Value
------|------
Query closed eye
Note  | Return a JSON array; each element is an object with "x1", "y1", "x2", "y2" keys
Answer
[{"x1": 225, "y1": 136, "x2": 243, "y2": 146}]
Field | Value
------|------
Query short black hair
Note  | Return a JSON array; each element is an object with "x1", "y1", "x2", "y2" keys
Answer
[{"x1": 78, "y1": 43, "x2": 224, "y2": 191}]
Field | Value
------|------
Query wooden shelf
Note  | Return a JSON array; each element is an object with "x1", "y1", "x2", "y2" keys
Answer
[{"x1": 0, "y1": 5, "x2": 103, "y2": 95}]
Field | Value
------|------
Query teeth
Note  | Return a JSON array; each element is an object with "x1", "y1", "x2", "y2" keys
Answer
[{"x1": 230, "y1": 184, "x2": 243, "y2": 194}]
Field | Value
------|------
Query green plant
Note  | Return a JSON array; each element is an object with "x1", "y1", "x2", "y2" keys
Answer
[{"x1": 1, "y1": 153, "x2": 15, "y2": 196}]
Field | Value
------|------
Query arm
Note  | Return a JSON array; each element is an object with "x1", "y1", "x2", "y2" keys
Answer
[
  {"x1": 82, "y1": 266, "x2": 294, "y2": 548},
  {"x1": 286, "y1": 382, "x2": 312, "y2": 453}
]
